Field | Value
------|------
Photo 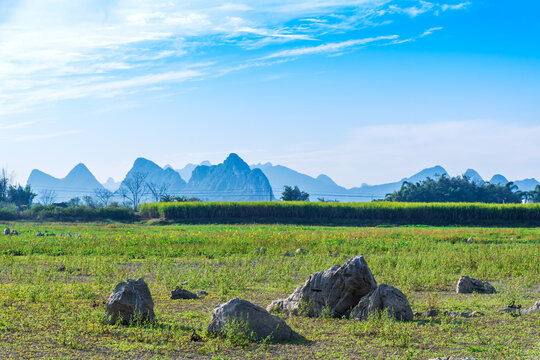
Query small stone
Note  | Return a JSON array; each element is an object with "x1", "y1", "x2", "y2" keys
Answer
[
  {"x1": 426, "y1": 309, "x2": 439, "y2": 317},
  {"x1": 3, "y1": 228, "x2": 10, "y2": 236},
  {"x1": 283, "y1": 251, "x2": 293, "y2": 257},
  {"x1": 36, "y1": 231, "x2": 43, "y2": 237},
  {"x1": 470, "y1": 311, "x2": 484, "y2": 317},
  {"x1": 414, "y1": 312, "x2": 423, "y2": 317},
  {"x1": 46, "y1": 233, "x2": 56, "y2": 237},
  {"x1": 295, "y1": 248, "x2": 308, "y2": 255},
  {"x1": 417, "y1": 320, "x2": 427, "y2": 326},
  {"x1": 190, "y1": 331, "x2": 203, "y2": 342},
  {"x1": 198, "y1": 291, "x2": 209, "y2": 296},
  {"x1": 171, "y1": 287, "x2": 200, "y2": 300},
  {"x1": 11, "y1": 230, "x2": 19, "y2": 236},
  {"x1": 460, "y1": 312, "x2": 471, "y2": 318},
  {"x1": 255, "y1": 247, "x2": 267, "y2": 254},
  {"x1": 54, "y1": 264, "x2": 66, "y2": 272},
  {"x1": 467, "y1": 237, "x2": 474, "y2": 244}
]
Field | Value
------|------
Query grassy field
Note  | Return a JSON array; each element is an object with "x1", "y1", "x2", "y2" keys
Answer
[{"x1": 0, "y1": 222, "x2": 538, "y2": 359}]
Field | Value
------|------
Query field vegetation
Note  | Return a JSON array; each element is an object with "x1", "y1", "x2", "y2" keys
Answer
[
  {"x1": 0, "y1": 222, "x2": 538, "y2": 359},
  {"x1": 139, "y1": 201, "x2": 540, "y2": 227}
]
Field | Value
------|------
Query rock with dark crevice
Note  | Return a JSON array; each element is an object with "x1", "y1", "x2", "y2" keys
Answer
[
  {"x1": 268, "y1": 256, "x2": 377, "y2": 318},
  {"x1": 4, "y1": 228, "x2": 10, "y2": 236}
]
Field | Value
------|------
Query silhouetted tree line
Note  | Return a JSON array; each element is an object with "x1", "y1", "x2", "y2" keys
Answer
[{"x1": 384, "y1": 175, "x2": 525, "y2": 203}]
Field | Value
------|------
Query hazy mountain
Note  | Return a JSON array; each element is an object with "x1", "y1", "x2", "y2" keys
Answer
[
  {"x1": 513, "y1": 178, "x2": 540, "y2": 192},
  {"x1": 178, "y1": 161, "x2": 211, "y2": 182},
  {"x1": 119, "y1": 158, "x2": 186, "y2": 201},
  {"x1": 103, "y1": 177, "x2": 121, "y2": 191},
  {"x1": 463, "y1": 169, "x2": 484, "y2": 184},
  {"x1": 184, "y1": 154, "x2": 274, "y2": 201},
  {"x1": 348, "y1": 165, "x2": 450, "y2": 201},
  {"x1": 489, "y1": 174, "x2": 509, "y2": 185},
  {"x1": 251, "y1": 163, "x2": 348, "y2": 201},
  {"x1": 27, "y1": 163, "x2": 104, "y2": 202}
]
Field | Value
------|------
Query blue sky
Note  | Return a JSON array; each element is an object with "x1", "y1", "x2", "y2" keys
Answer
[{"x1": 1, "y1": 0, "x2": 539, "y2": 187}]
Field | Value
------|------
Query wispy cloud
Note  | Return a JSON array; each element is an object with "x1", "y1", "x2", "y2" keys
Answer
[
  {"x1": 421, "y1": 26, "x2": 443, "y2": 37},
  {"x1": 262, "y1": 35, "x2": 399, "y2": 59},
  {"x1": 0, "y1": 0, "x2": 471, "y2": 117}
]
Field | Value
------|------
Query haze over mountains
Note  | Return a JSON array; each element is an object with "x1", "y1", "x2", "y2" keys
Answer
[{"x1": 26, "y1": 154, "x2": 539, "y2": 204}]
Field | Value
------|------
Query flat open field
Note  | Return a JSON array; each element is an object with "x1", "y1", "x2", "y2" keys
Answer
[{"x1": 0, "y1": 222, "x2": 538, "y2": 359}]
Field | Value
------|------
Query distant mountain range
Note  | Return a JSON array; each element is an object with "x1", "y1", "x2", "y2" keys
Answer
[
  {"x1": 26, "y1": 155, "x2": 539, "y2": 204},
  {"x1": 27, "y1": 163, "x2": 105, "y2": 202}
]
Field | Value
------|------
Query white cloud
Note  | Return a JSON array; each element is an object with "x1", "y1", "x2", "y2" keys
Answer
[
  {"x1": 262, "y1": 35, "x2": 399, "y2": 59},
  {"x1": 0, "y1": 0, "x2": 465, "y2": 118},
  {"x1": 420, "y1": 26, "x2": 443, "y2": 37},
  {"x1": 441, "y1": 2, "x2": 471, "y2": 11}
]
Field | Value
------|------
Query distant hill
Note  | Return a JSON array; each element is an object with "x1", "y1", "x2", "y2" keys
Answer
[
  {"x1": 513, "y1": 178, "x2": 540, "y2": 192},
  {"x1": 463, "y1": 169, "x2": 484, "y2": 184},
  {"x1": 27, "y1": 163, "x2": 104, "y2": 202},
  {"x1": 103, "y1": 177, "x2": 121, "y2": 191},
  {"x1": 347, "y1": 166, "x2": 449, "y2": 201},
  {"x1": 178, "y1": 161, "x2": 212, "y2": 182},
  {"x1": 251, "y1": 163, "x2": 348, "y2": 201},
  {"x1": 184, "y1": 154, "x2": 274, "y2": 201},
  {"x1": 489, "y1": 174, "x2": 508, "y2": 185},
  {"x1": 119, "y1": 158, "x2": 186, "y2": 201}
]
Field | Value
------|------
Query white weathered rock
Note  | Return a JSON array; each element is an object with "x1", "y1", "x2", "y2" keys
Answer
[
  {"x1": 207, "y1": 298, "x2": 301, "y2": 341},
  {"x1": 3, "y1": 228, "x2": 10, "y2": 236},
  {"x1": 352, "y1": 284, "x2": 413, "y2": 321},
  {"x1": 268, "y1": 256, "x2": 377, "y2": 318},
  {"x1": 106, "y1": 278, "x2": 155, "y2": 324},
  {"x1": 456, "y1": 276, "x2": 496, "y2": 294}
]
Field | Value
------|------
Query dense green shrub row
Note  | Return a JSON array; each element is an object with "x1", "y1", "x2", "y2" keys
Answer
[
  {"x1": 139, "y1": 201, "x2": 540, "y2": 226},
  {"x1": 0, "y1": 205, "x2": 135, "y2": 222}
]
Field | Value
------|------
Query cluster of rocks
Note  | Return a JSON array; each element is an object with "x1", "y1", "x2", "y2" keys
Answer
[
  {"x1": 105, "y1": 256, "x2": 413, "y2": 343},
  {"x1": 35, "y1": 231, "x2": 82, "y2": 237},
  {"x1": 268, "y1": 256, "x2": 413, "y2": 321},
  {"x1": 283, "y1": 248, "x2": 308, "y2": 256},
  {"x1": 3, "y1": 228, "x2": 19, "y2": 236}
]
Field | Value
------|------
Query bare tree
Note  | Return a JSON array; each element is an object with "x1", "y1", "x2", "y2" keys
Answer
[
  {"x1": 0, "y1": 168, "x2": 10, "y2": 202},
  {"x1": 146, "y1": 182, "x2": 170, "y2": 203},
  {"x1": 123, "y1": 172, "x2": 148, "y2": 209},
  {"x1": 94, "y1": 188, "x2": 114, "y2": 207},
  {"x1": 115, "y1": 187, "x2": 131, "y2": 208},
  {"x1": 40, "y1": 190, "x2": 57, "y2": 206}
]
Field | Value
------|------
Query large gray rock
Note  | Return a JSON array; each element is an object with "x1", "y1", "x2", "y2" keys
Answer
[
  {"x1": 106, "y1": 278, "x2": 155, "y2": 325},
  {"x1": 456, "y1": 276, "x2": 496, "y2": 294},
  {"x1": 3, "y1": 228, "x2": 10, "y2": 235},
  {"x1": 268, "y1": 256, "x2": 377, "y2": 318},
  {"x1": 352, "y1": 284, "x2": 413, "y2": 321},
  {"x1": 207, "y1": 298, "x2": 301, "y2": 341}
]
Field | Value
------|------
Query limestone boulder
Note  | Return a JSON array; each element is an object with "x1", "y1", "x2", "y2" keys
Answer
[
  {"x1": 207, "y1": 298, "x2": 301, "y2": 341},
  {"x1": 456, "y1": 276, "x2": 496, "y2": 294},
  {"x1": 352, "y1": 284, "x2": 413, "y2": 321},
  {"x1": 268, "y1": 256, "x2": 377, "y2": 318},
  {"x1": 106, "y1": 278, "x2": 155, "y2": 325}
]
